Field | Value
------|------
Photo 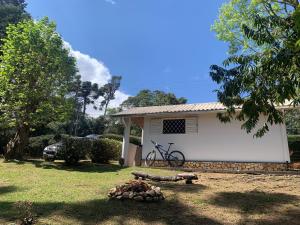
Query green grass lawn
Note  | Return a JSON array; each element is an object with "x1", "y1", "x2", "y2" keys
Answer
[{"x1": 1, "y1": 159, "x2": 300, "y2": 225}]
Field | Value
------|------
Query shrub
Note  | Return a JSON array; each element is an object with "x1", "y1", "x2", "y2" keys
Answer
[
  {"x1": 89, "y1": 138, "x2": 122, "y2": 163},
  {"x1": 26, "y1": 135, "x2": 57, "y2": 157},
  {"x1": 59, "y1": 136, "x2": 122, "y2": 165},
  {"x1": 60, "y1": 136, "x2": 90, "y2": 165},
  {"x1": 101, "y1": 133, "x2": 141, "y2": 146},
  {"x1": 288, "y1": 135, "x2": 300, "y2": 142}
]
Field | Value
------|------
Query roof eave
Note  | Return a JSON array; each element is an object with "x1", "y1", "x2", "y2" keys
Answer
[{"x1": 111, "y1": 104, "x2": 299, "y2": 118}]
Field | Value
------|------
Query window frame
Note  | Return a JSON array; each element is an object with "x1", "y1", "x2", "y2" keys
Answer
[{"x1": 162, "y1": 118, "x2": 186, "y2": 134}]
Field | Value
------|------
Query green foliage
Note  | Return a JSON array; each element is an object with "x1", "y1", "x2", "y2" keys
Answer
[
  {"x1": 0, "y1": 127, "x2": 15, "y2": 154},
  {"x1": 122, "y1": 89, "x2": 187, "y2": 108},
  {"x1": 0, "y1": 0, "x2": 30, "y2": 46},
  {"x1": 0, "y1": 18, "x2": 77, "y2": 128},
  {"x1": 100, "y1": 133, "x2": 141, "y2": 146},
  {"x1": 26, "y1": 134, "x2": 58, "y2": 157},
  {"x1": 98, "y1": 76, "x2": 122, "y2": 116},
  {"x1": 60, "y1": 136, "x2": 89, "y2": 165},
  {"x1": 288, "y1": 134, "x2": 300, "y2": 142},
  {"x1": 89, "y1": 138, "x2": 122, "y2": 163},
  {"x1": 104, "y1": 108, "x2": 124, "y2": 135},
  {"x1": 211, "y1": 0, "x2": 287, "y2": 54},
  {"x1": 285, "y1": 109, "x2": 300, "y2": 134},
  {"x1": 78, "y1": 81, "x2": 99, "y2": 117},
  {"x1": 72, "y1": 116, "x2": 105, "y2": 137},
  {"x1": 210, "y1": 1, "x2": 300, "y2": 137},
  {"x1": 0, "y1": 18, "x2": 77, "y2": 158},
  {"x1": 60, "y1": 136, "x2": 122, "y2": 165}
]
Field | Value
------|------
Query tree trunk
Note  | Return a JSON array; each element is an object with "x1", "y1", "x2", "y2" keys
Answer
[
  {"x1": 103, "y1": 101, "x2": 109, "y2": 116},
  {"x1": 4, "y1": 124, "x2": 29, "y2": 160},
  {"x1": 83, "y1": 101, "x2": 87, "y2": 117},
  {"x1": 132, "y1": 172, "x2": 198, "y2": 184}
]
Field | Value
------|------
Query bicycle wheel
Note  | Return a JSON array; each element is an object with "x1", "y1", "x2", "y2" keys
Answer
[
  {"x1": 145, "y1": 150, "x2": 156, "y2": 167},
  {"x1": 168, "y1": 150, "x2": 185, "y2": 167}
]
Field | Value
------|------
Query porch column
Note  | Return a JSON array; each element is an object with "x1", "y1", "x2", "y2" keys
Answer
[
  {"x1": 121, "y1": 117, "x2": 131, "y2": 166},
  {"x1": 141, "y1": 128, "x2": 144, "y2": 146}
]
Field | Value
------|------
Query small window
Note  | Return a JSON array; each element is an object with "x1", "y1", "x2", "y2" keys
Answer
[{"x1": 163, "y1": 119, "x2": 185, "y2": 134}]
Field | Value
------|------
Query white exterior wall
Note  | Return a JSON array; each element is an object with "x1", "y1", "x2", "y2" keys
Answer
[{"x1": 142, "y1": 112, "x2": 290, "y2": 163}]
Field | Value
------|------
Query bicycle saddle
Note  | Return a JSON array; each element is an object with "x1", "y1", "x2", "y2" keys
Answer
[{"x1": 168, "y1": 142, "x2": 174, "y2": 145}]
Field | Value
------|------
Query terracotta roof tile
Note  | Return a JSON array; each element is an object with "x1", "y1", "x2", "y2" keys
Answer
[
  {"x1": 113, "y1": 102, "x2": 232, "y2": 116},
  {"x1": 113, "y1": 101, "x2": 294, "y2": 117}
]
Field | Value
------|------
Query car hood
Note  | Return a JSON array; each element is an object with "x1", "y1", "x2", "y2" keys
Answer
[{"x1": 45, "y1": 142, "x2": 63, "y2": 149}]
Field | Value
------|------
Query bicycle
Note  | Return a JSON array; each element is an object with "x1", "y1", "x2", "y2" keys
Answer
[{"x1": 145, "y1": 140, "x2": 185, "y2": 167}]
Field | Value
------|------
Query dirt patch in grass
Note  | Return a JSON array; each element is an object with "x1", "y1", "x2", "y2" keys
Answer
[{"x1": 0, "y1": 160, "x2": 300, "y2": 225}]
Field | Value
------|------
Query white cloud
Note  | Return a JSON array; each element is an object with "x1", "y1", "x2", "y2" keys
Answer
[
  {"x1": 104, "y1": 0, "x2": 116, "y2": 5},
  {"x1": 64, "y1": 41, "x2": 129, "y2": 117}
]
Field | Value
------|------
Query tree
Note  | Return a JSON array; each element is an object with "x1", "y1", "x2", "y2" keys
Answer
[
  {"x1": 0, "y1": 18, "x2": 77, "y2": 159},
  {"x1": 69, "y1": 75, "x2": 82, "y2": 136},
  {"x1": 79, "y1": 81, "x2": 99, "y2": 117},
  {"x1": 210, "y1": 0, "x2": 300, "y2": 137},
  {"x1": 0, "y1": 0, "x2": 30, "y2": 46},
  {"x1": 122, "y1": 89, "x2": 187, "y2": 108},
  {"x1": 285, "y1": 109, "x2": 300, "y2": 134},
  {"x1": 98, "y1": 76, "x2": 121, "y2": 116},
  {"x1": 104, "y1": 108, "x2": 124, "y2": 135},
  {"x1": 119, "y1": 90, "x2": 187, "y2": 137},
  {"x1": 69, "y1": 116, "x2": 105, "y2": 137}
]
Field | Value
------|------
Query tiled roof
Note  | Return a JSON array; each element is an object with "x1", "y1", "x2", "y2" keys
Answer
[
  {"x1": 113, "y1": 102, "x2": 238, "y2": 116},
  {"x1": 113, "y1": 101, "x2": 294, "y2": 117}
]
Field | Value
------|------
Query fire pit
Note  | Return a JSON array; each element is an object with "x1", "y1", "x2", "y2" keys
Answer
[{"x1": 108, "y1": 179, "x2": 165, "y2": 202}]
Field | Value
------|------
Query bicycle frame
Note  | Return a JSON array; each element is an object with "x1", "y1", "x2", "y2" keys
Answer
[
  {"x1": 147, "y1": 140, "x2": 185, "y2": 167},
  {"x1": 154, "y1": 143, "x2": 173, "y2": 160}
]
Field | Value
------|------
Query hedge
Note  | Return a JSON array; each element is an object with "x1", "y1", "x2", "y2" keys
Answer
[
  {"x1": 24, "y1": 133, "x2": 132, "y2": 163},
  {"x1": 60, "y1": 136, "x2": 122, "y2": 165},
  {"x1": 288, "y1": 135, "x2": 300, "y2": 142},
  {"x1": 26, "y1": 134, "x2": 58, "y2": 157},
  {"x1": 89, "y1": 138, "x2": 122, "y2": 163},
  {"x1": 60, "y1": 136, "x2": 89, "y2": 165},
  {"x1": 100, "y1": 133, "x2": 141, "y2": 146}
]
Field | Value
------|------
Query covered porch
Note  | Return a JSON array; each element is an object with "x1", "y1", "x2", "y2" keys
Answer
[{"x1": 120, "y1": 116, "x2": 144, "y2": 166}]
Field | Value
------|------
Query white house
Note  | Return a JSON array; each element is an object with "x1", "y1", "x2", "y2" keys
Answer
[{"x1": 114, "y1": 102, "x2": 292, "y2": 172}]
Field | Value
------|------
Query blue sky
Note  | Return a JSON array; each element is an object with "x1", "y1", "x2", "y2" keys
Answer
[{"x1": 27, "y1": 0, "x2": 228, "y2": 116}]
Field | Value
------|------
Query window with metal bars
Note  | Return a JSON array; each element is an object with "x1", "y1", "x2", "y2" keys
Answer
[{"x1": 163, "y1": 119, "x2": 185, "y2": 134}]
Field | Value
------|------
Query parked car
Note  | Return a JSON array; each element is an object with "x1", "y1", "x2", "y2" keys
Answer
[
  {"x1": 43, "y1": 142, "x2": 63, "y2": 161},
  {"x1": 85, "y1": 134, "x2": 100, "y2": 140}
]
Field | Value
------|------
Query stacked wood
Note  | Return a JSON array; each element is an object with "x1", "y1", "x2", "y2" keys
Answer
[
  {"x1": 132, "y1": 171, "x2": 198, "y2": 184},
  {"x1": 108, "y1": 179, "x2": 165, "y2": 202}
]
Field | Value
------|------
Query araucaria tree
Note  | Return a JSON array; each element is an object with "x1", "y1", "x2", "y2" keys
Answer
[
  {"x1": 79, "y1": 81, "x2": 99, "y2": 117},
  {"x1": 0, "y1": 18, "x2": 77, "y2": 159},
  {"x1": 210, "y1": 0, "x2": 300, "y2": 137},
  {"x1": 99, "y1": 76, "x2": 121, "y2": 116}
]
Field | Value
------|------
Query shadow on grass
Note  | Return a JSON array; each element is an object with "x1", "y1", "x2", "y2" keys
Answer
[
  {"x1": 4, "y1": 159, "x2": 123, "y2": 173},
  {"x1": 0, "y1": 198, "x2": 222, "y2": 225},
  {"x1": 149, "y1": 181, "x2": 207, "y2": 193},
  {"x1": 210, "y1": 190, "x2": 299, "y2": 213},
  {"x1": 242, "y1": 208, "x2": 300, "y2": 225},
  {"x1": 0, "y1": 186, "x2": 19, "y2": 196}
]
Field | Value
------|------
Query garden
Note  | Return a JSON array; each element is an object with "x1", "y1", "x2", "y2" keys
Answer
[
  {"x1": 1, "y1": 159, "x2": 300, "y2": 225},
  {"x1": 1, "y1": 0, "x2": 300, "y2": 224}
]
